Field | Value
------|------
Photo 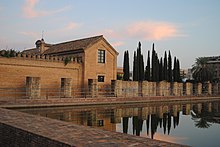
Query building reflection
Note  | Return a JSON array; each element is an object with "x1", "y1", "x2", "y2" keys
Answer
[{"x1": 17, "y1": 100, "x2": 220, "y2": 139}]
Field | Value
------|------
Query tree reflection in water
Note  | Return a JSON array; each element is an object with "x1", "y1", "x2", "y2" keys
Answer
[
  {"x1": 121, "y1": 101, "x2": 220, "y2": 139},
  {"x1": 16, "y1": 100, "x2": 220, "y2": 142},
  {"x1": 191, "y1": 103, "x2": 220, "y2": 129}
]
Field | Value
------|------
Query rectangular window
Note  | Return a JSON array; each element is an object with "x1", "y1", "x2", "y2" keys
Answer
[
  {"x1": 98, "y1": 49, "x2": 105, "y2": 63},
  {"x1": 98, "y1": 75, "x2": 105, "y2": 82}
]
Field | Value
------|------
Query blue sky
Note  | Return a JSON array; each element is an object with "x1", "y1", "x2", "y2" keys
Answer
[{"x1": 0, "y1": 0, "x2": 219, "y2": 68}]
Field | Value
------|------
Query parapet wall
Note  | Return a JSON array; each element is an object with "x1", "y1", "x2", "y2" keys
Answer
[
  {"x1": 111, "y1": 80, "x2": 214, "y2": 97},
  {"x1": 0, "y1": 56, "x2": 82, "y2": 100},
  {"x1": 0, "y1": 52, "x2": 83, "y2": 63}
]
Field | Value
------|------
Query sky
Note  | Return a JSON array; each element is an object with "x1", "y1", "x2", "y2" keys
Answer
[{"x1": 0, "y1": 0, "x2": 220, "y2": 69}]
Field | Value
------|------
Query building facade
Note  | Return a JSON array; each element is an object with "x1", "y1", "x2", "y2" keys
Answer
[
  {"x1": 206, "y1": 56, "x2": 220, "y2": 81},
  {"x1": 0, "y1": 35, "x2": 118, "y2": 99},
  {"x1": 23, "y1": 35, "x2": 118, "y2": 89}
]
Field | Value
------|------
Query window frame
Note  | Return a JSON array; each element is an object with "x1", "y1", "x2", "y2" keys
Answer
[
  {"x1": 98, "y1": 75, "x2": 105, "y2": 82},
  {"x1": 98, "y1": 49, "x2": 105, "y2": 63}
]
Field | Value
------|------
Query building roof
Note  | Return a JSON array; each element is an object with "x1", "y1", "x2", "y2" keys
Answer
[
  {"x1": 43, "y1": 35, "x2": 104, "y2": 55},
  {"x1": 23, "y1": 35, "x2": 118, "y2": 56},
  {"x1": 22, "y1": 48, "x2": 39, "y2": 54}
]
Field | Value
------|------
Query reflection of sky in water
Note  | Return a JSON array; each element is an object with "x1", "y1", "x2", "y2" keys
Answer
[{"x1": 116, "y1": 111, "x2": 220, "y2": 147}]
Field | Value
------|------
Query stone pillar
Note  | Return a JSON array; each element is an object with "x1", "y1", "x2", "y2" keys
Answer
[
  {"x1": 26, "y1": 77, "x2": 41, "y2": 99},
  {"x1": 197, "y1": 83, "x2": 202, "y2": 95},
  {"x1": 178, "y1": 83, "x2": 183, "y2": 96},
  {"x1": 111, "y1": 80, "x2": 122, "y2": 97},
  {"x1": 88, "y1": 79, "x2": 98, "y2": 98},
  {"x1": 61, "y1": 78, "x2": 72, "y2": 98},
  {"x1": 186, "y1": 82, "x2": 193, "y2": 96},
  {"x1": 157, "y1": 81, "x2": 169, "y2": 96},
  {"x1": 148, "y1": 82, "x2": 156, "y2": 96},
  {"x1": 173, "y1": 82, "x2": 178, "y2": 96},
  {"x1": 142, "y1": 81, "x2": 149, "y2": 96},
  {"x1": 131, "y1": 81, "x2": 138, "y2": 97},
  {"x1": 122, "y1": 81, "x2": 127, "y2": 97}
]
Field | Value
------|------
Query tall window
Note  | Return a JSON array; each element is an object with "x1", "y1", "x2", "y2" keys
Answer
[{"x1": 98, "y1": 49, "x2": 105, "y2": 63}]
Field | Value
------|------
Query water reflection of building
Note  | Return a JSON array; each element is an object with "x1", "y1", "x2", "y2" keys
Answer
[{"x1": 19, "y1": 100, "x2": 220, "y2": 139}]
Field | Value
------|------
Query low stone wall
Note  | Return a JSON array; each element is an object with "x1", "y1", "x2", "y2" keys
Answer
[
  {"x1": 112, "y1": 80, "x2": 138, "y2": 97},
  {"x1": 0, "y1": 108, "x2": 187, "y2": 147},
  {"x1": 111, "y1": 80, "x2": 216, "y2": 98}
]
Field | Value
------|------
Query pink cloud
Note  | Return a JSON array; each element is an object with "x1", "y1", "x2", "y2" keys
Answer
[
  {"x1": 127, "y1": 21, "x2": 179, "y2": 40},
  {"x1": 111, "y1": 41, "x2": 124, "y2": 47},
  {"x1": 22, "y1": 0, "x2": 69, "y2": 18},
  {"x1": 101, "y1": 29, "x2": 122, "y2": 39},
  {"x1": 65, "y1": 22, "x2": 81, "y2": 30}
]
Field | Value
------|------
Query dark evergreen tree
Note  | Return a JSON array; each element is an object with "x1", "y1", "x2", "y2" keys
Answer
[
  {"x1": 151, "y1": 43, "x2": 156, "y2": 81},
  {"x1": 155, "y1": 53, "x2": 159, "y2": 82},
  {"x1": 159, "y1": 57, "x2": 163, "y2": 81},
  {"x1": 137, "y1": 42, "x2": 144, "y2": 81},
  {"x1": 168, "y1": 51, "x2": 172, "y2": 82},
  {"x1": 133, "y1": 42, "x2": 144, "y2": 81},
  {"x1": 146, "y1": 51, "x2": 151, "y2": 81},
  {"x1": 133, "y1": 51, "x2": 137, "y2": 81},
  {"x1": 177, "y1": 59, "x2": 181, "y2": 82},
  {"x1": 173, "y1": 57, "x2": 177, "y2": 82},
  {"x1": 123, "y1": 50, "x2": 130, "y2": 81},
  {"x1": 163, "y1": 51, "x2": 168, "y2": 81}
]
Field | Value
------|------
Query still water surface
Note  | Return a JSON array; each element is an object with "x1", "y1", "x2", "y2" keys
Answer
[{"x1": 16, "y1": 99, "x2": 220, "y2": 147}]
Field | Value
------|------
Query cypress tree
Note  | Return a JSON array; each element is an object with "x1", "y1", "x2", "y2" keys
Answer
[
  {"x1": 168, "y1": 51, "x2": 172, "y2": 82},
  {"x1": 159, "y1": 57, "x2": 163, "y2": 81},
  {"x1": 177, "y1": 59, "x2": 181, "y2": 82},
  {"x1": 133, "y1": 51, "x2": 136, "y2": 81},
  {"x1": 155, "y1": 53, "x2": 159, "y2": 82},
  {"x1": 173, "y1": 57, "x2": 177, "y2": 82},
  {"x1": 133, "y1": 51, "x2": 138, "y2": 81},
  {"x1": 151, "y1": 43, "x2": 155, "y2": 81},
  {"x1": 133, "y1": 42, "x2": 144, "y2": 81},
  {"x1": 163, "y1": 51, "x2": 168, "y2": 81},
  {"x1": 140, "y1": 54, "x2": 144, "y2": 81},
  {"x1": 123, "y1": 50, "x2": 130, "y2": 81},
  {"x1": 145, "y1": 50, "x2": 151, "y2": 81}
]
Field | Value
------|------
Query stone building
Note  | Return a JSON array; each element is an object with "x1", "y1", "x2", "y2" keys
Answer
[
  {"x1": 0, "y1": 35, "x2": 118, "y2": 99},
  {"x1": 206, "y1": 56, "x2": 220, "y2": 81},
  {"x1": 23, "y1": 35, "x2": 118, "y2": 89}
]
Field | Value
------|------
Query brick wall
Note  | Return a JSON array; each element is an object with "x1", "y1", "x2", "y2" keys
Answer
[
  {"x1": 0, "y1": 123, "x2": 69, "y2": 147},
  {"x1": 0, "y1": 57, "x2": 82, "y2": 100},
  {"x1": 84, "y1": 39, "x2": 117, "y2": 88}
]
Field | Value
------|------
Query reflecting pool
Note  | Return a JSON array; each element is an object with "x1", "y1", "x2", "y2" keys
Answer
[{"x1": 15, "y1": 99, "x2": 220, "y2": 147}]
